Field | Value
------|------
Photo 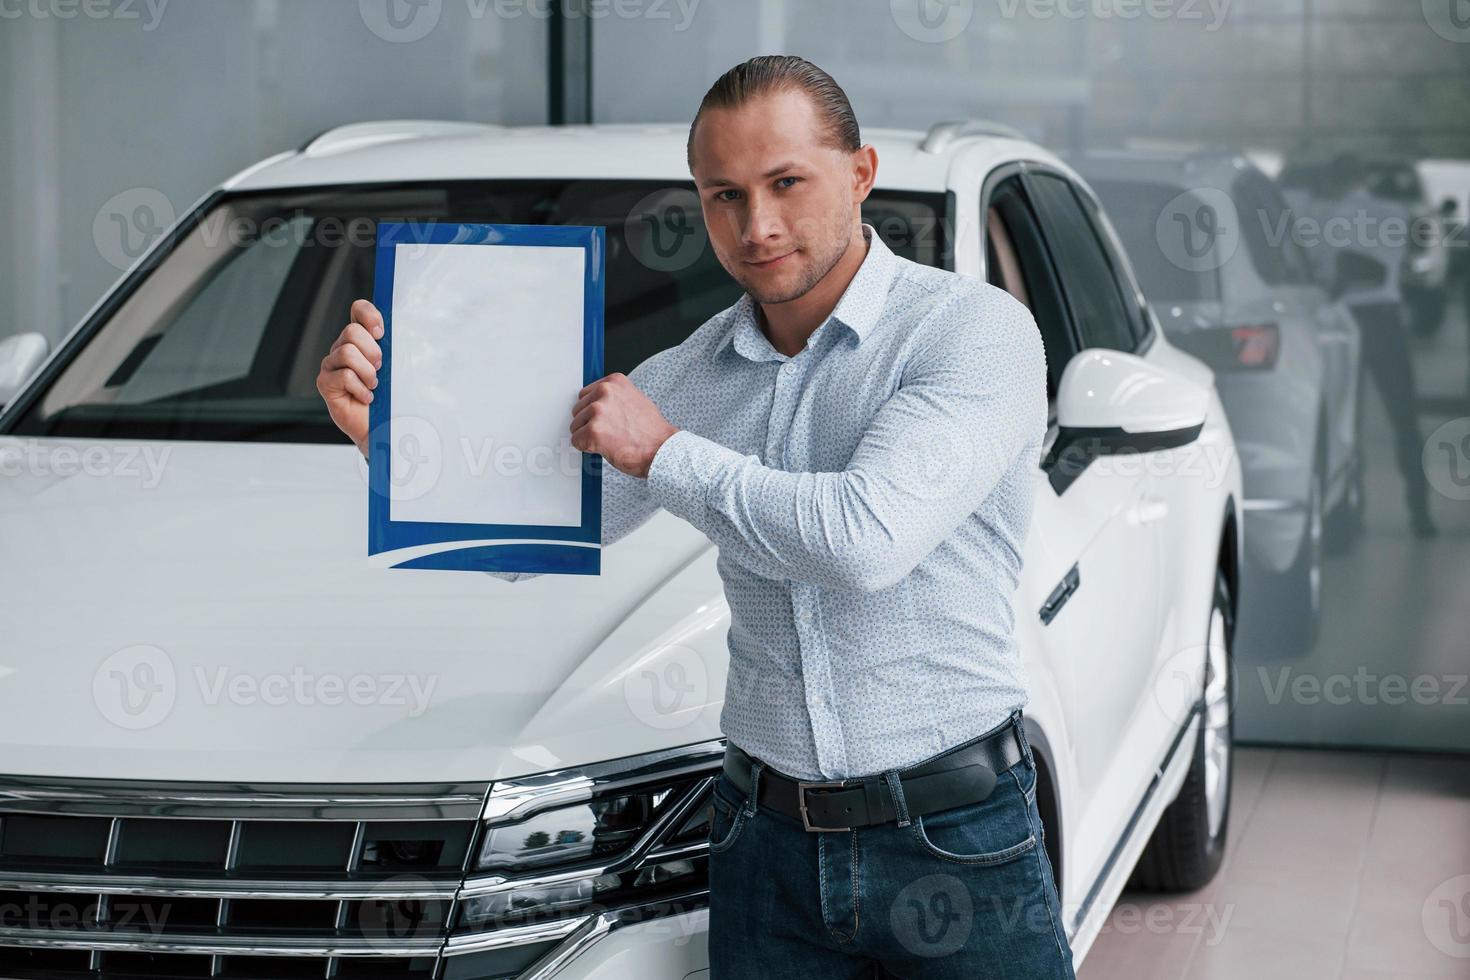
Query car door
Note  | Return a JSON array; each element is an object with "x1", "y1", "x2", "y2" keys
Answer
[
  {"x1": 981, "y1": 168, "x2": 1163, "y2": 881},
  {"x1": 1015, "y1": 168, "x2": 1167, "y2": 873}
]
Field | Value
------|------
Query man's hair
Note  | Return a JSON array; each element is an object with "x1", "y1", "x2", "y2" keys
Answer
[{"x1": 686, "y1": 55, "x2": 860, "y2": 172}]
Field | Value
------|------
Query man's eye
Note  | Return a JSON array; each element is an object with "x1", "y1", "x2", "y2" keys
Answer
[
  {"x1": 777, "y1": 177, "x2": 800, "y2": 189},
  {"x1": 715, "y1": 190, "x2": 740, "y2": 202}
]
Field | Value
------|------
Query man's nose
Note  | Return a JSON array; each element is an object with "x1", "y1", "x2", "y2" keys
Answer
[{"x1": 741, "y1": 194, "x2": 785, "y2": 245}]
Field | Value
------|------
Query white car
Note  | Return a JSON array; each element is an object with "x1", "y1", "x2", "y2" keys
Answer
[{"x1": 0, "y1": 120, "x2": 1242, "y2": 980}]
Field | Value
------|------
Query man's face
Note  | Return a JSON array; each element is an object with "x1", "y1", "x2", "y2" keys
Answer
[{"x1": 690, "y1": 89, "x2": 868, "y2": 305}]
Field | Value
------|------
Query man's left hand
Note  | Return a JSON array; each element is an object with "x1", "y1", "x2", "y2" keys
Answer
[{"x1": 570, "y1": 373, "x2": 679, "y2": 479}]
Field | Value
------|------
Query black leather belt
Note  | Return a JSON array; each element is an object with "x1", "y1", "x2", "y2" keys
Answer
[{"x1": 721, "y1": 714, "x2": 1026, "y2": 832}]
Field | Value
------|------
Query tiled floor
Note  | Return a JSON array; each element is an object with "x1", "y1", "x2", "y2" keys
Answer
[{"x1": 1079, "y1": 747, "x2": 1470, "y2": 980}]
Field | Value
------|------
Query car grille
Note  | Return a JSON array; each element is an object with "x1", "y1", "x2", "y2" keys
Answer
[{"x1": 0, "y1": 743, "x2": 721, "y2": 980}]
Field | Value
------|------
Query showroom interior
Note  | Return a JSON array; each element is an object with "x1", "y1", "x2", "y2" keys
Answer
[{"x1": 0, "y1": 1, "x2": 1467, "y2": 979}]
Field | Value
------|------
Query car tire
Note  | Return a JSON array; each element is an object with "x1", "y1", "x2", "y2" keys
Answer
[{"x1": 1130, "y1": 568, "x2": 1234, "y2": 893}]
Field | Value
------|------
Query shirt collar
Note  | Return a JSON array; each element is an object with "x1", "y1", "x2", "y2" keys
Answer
[{"x1": 714, "y1": 223, "x2": 897, "y2": 361}]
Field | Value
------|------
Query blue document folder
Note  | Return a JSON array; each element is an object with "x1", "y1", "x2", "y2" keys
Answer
[{"x1": 367, "y1": 222, "x2": 604, "y2": 574}]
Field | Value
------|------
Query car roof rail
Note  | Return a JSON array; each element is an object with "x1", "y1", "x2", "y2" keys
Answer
[
  {"x1": 298, "y1": 120, "x2": 503, "y2": 157},
  {"x1": 920, "y1": 118, "x2": 1029, "y2": 155}
]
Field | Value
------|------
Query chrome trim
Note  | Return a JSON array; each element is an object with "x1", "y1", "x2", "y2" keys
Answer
[
  {"x1": 0, "y1": 774, "x2": 489, "y2": 820},
  {"x1": 0, "y1": 869, "x2": 460, "y2": 901},
  {"x1": 441, "y1": 914, "x2": 587, "y2": 955},
  {"x1": 481, "y1": 741, "x2": 724, "y2": 823},
  {"x1": 518, "y1": 912, "x2": 616, "y2": 980},
  {"x1": 0, "y1": 927, "x2": 443, "y2": 957},
  {"x1": 463, "y1": 775, "x2": 713, "y2": 898},
  {"x1": 1241, "y1": 497, "x2": 1307, "y2": 513}
]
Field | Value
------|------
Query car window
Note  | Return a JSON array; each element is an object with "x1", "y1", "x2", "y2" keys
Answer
[
  {"x1": 1233, "y1": 169, "x2": 1313, "y2": 287},
  {"x1": 1027, "y1": 173, "x2": 1139, "y2": 352},
  {"x1": 7, "y1": 181, "x2": 947, "y2": 443},
  {"x1": 985, "y1": 175, "x2": 1077, "y2": 404},
  {"x1": 1087, "y1": 178, "x2": 1222, "y2": 303}
]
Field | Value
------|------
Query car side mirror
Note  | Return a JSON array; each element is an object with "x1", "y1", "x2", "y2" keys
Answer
[
  {"x1": 1043, "y1": 349, "x2": 1208, "y2": 494},
  {"x1": 1328, "y1": 250, "x2": 1387, "y2": 303},
  {"x1": 0, "y1": 332, "x2": 50, "y2": 411}
]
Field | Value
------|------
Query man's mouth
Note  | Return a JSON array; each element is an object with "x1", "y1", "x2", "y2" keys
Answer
[{"x1": 745, "y1": 249, "x2": 796, "y2": 269}]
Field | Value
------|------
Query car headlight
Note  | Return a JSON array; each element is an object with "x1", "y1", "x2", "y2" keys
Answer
[{"x1": 452, "y1": 743, "x2": 723, "y2": 937}]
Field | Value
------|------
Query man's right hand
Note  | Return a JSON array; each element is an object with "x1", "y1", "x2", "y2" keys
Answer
[{"x1": 316, "y1": 299, "x2": 382, "y2": 457}]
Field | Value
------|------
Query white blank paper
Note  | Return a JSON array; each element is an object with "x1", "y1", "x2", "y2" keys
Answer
[{"x1": 388, "y1": 241, "x2": 586, "y2": 528}]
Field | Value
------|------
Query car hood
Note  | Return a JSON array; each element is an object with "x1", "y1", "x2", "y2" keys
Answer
[{"x1": 0, "y1": 438, "x2": 727, "y2": 785}]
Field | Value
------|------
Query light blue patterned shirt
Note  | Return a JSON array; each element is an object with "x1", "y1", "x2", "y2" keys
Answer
[{"x1": 501, "y1": 224, "x2": 1048, "y2": 781}]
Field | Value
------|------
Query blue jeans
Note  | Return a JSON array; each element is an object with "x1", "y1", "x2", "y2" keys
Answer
[{"x1": 706, "y1": 713, "x2": 1076, "y2": 979}]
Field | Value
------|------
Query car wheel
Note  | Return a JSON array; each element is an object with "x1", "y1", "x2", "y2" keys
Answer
[{"x1": 1130, "y1": 568, "x2": 1234, "y2": 893}]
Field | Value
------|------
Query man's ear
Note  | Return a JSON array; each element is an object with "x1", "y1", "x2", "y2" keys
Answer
[{"x1": 852, "y1": 144, "x2": 879, "y2": 204}]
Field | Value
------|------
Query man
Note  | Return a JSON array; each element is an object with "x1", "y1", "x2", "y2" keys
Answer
[
  {"x1": 1299, "y1": 153, "x2": 1436, "y2": 537},
  {"x1": 317, "y1": 55, "x2": 1073, "y2": 979}
]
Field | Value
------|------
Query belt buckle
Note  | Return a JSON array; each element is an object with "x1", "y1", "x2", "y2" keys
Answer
[{"x1": 796, "y1": 779, "x2": 849, "y2": 832}]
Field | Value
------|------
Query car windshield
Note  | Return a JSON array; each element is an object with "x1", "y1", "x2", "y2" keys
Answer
[
  {"x1": 1088, "y1": 179, "x2": 1221, "y2": 303},
  {"x1": 6, "y1": 180, "x2": 946, "y2": 443}
]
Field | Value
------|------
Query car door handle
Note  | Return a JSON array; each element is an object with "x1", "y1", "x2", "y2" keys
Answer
[
  {"x1": 1127, "y1": 494, "x2": 1169, "y2": 525},
  {"x1": 1039, "y1": 563, "x2": 1080, "y2": 625}
]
